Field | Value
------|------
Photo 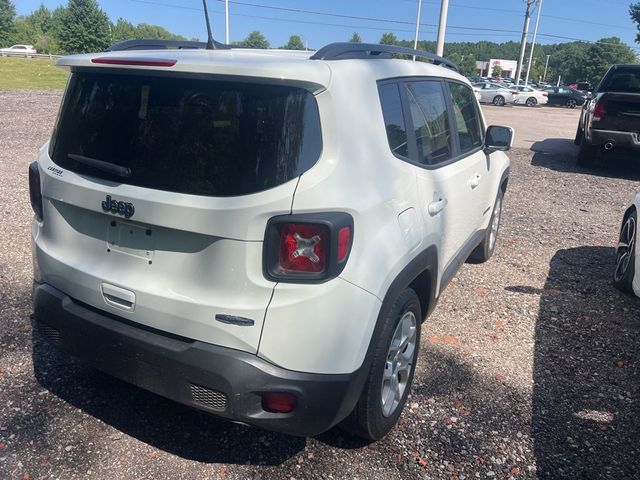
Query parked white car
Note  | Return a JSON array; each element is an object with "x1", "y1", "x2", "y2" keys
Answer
[
  {"x1": 0, "y1": 44, "x2": 37, "y2": 55},
  {"x1": 29, "y1": 40, "x2": 513, "y2": 440},
  {"x1": 614, "y1": 192, "x2": 639, "y2": 297},
  {"x1": 473, "y1": 81, "x2": 517, "y2": 106},
  {"x1": 510, "y1": 85, "x2": 549, "y2": 107}
]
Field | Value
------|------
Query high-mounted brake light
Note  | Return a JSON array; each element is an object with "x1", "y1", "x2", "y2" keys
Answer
[
  {"x1": 28, "y1": 162, "x2": 43, "y2": 221},
  {"x1": 91, "y1": 57, "x2": 177, "y2": 67},
  {"x1": 593, "y1": 98, "x2": 608, "y2": 122},
  {"x1": 264, "y1": 213, "x2": 354, "y2": 283}
]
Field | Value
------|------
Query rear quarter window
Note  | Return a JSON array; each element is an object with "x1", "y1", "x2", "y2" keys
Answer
[
  {"x1": 378, "y1": 83, "x2": 409, "y2": 158},
  {"x1": 49, "y1": 71, "x2": 322, "y2": 197}
]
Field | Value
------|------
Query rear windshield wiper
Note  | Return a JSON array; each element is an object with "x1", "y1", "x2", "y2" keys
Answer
[{"x1": 67, "y1": 154, "x2": 132, "y2": 178}]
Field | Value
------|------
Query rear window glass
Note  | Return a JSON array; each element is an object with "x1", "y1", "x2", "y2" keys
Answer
[
  {"x1": 600, "y1": 68, "x2": 640, "y2": 93},
  {"x1": 49, "y1": 71, "x2": 322, "y2": 197}
]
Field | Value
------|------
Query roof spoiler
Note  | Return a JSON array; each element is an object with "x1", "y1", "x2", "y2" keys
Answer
[
  {"x1": 108, "y1": 39, "x2": 231, "y2": 52},
  {"x1": 310, "y1": 42, "x2": 458, "y2": 72}
]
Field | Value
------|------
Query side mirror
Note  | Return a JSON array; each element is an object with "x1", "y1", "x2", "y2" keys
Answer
[{"x1": 485, "y1": 125, "x2": 514, "y2": 152}]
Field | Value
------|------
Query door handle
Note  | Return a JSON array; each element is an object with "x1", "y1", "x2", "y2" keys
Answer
[
  {"x1": 428, "y1": 197, "x2": 447, "y2": 216},
  {"x1": 469, "y1": 174, "x2": 482, "y2": 189},
  {"x1": 101, "y1": 283, "x2": 136, "y2": 311}
]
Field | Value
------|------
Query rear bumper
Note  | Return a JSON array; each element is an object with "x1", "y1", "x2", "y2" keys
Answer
[
  {"x1": 589, "y1": 129, "x2": 640, "y2": 149},
  {"x1": 32, "y1": 282, "x2": 366, "y2": 437}
]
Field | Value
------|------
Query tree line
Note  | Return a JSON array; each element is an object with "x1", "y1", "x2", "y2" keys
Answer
[
  {"x1": 1, "y1": 0, "x2": 638, "y2": 84},
  {"x1": 0, "y1": 0, "x2": 192, "y2": 54}
]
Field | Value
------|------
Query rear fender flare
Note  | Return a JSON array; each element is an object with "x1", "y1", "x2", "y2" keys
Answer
[{"x1": 365, "y1": 245, "x2": 438, "y2": 360}]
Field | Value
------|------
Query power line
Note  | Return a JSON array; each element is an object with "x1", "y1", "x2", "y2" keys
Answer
[
  {"x1": 128, "y1": 0, "x2": 640, "y2": 51},
  {"x1": 541, "y1": 14, "x2": 634, "y2": 31},
  {"x1": 408, "y1": 0, "x2": 635, "y2": 30},
  {"x1": 127, "y1": 0, "x2": 523, "y2": 33},
  {"x1": 218, "y1": 0, "x2": 639, "y2": 39}
]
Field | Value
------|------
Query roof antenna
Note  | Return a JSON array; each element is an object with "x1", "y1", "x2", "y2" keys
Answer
[{"x1": 202, "y1": 0, "x2": 216, "y2": 50}]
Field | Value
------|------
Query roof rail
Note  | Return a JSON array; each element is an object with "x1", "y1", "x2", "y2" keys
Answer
[
  {"x1": 310, "y1": 42, "x2": 458, "y2": 72},
  {"x1": 108, "y1": 39, "x2": 231, "y2": 52}
]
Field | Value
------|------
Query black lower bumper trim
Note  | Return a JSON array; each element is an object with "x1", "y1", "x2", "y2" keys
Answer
[
  {"x1": 32, "y1": 283, "x2": 367, "y2": 437},
  {"x1": 590, "y1": 129, "x2": 640, "y2": 149}
]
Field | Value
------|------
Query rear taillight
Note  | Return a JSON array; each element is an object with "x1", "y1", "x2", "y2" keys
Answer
[
  {"x1": 264, "y1": 213, "x2": 353, "y2": 283},
  {"x1": 542, "y1": 93, "x2": 548, "y2": 97},
  {"x1": 28, "y1": 162, "x2": 43, "y2": 221},
  {"x1": 593, "y1": 98, "x2": 608, "y2": 121},
  {"x1": 280, "y1": 223, "x2": 328, "y2": 273},
  {"x1": 338, "y1": 226, "x2": 351, "y2": 262}
]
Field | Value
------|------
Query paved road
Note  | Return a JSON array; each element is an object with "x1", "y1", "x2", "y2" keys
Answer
[{"x1": 1, "y1": 91, "x2": 638, "y2": 480}]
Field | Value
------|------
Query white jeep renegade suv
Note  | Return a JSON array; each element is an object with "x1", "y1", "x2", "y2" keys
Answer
[{"x1": 29, "y1": 41, "x2": 513, "y2": 440}]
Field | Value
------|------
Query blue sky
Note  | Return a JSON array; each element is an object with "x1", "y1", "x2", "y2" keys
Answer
[{"x1": 16, "y1": 0, "x2": 640, "y2": 52}]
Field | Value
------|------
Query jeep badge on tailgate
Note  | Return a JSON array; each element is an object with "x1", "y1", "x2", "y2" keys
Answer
[{"x1": 102, "y1": 195, "x2": 135, "y2": 219}]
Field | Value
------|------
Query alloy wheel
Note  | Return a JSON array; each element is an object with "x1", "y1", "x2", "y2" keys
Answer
[
  {"x1": 381, "y1": 311, "x2": 417, "y2": 417},
  {"x1": 614, "y1": 215, "x2": 636, "y2": 283},
  {"x1": 567, "y1": 99, "x2": 577, "y2": 109},
  {"x1": 526, "y1": 97, "x2": 537, "y2": 107},
  {"x1": 489, "y1": 195, "x2": 503, "y2": 252}
]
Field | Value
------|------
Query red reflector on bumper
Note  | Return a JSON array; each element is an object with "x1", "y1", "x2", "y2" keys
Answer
[{"x1": 262, "y1": 392, "x2": 297, "y2": 413}]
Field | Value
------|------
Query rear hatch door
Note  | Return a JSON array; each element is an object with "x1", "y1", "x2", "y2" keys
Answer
[{"x1": 36, "y1": 67, "x2": 323, "y2": 353}]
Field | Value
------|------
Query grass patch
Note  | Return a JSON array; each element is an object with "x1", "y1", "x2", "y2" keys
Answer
[{"x1": 0, "y1": 56, "x2": 68, "y2": 89}]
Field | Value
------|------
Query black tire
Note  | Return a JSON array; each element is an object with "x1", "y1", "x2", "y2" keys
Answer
[
  {"x1": 614, "y1": 210, "x2": 637, "y2": 294},
  {"x1": 342, "y1": 288, "x2": 421, "y2": 441},
  {"x1": 526, "y1": 97, "x2": 537, "y2": 107},
  {"x1": 493, "y1": 95, "x2": 505, "y2": 106},
  {"x1": 577, "y1": 140, "x2": 597, "y2": 168},
  {"x1": 574, "y1": 125, "x2": 584, "y2": 146},
  {"x1": 566, "y1": 98, "x2": 577, "y2": 109},
  {"x1": 469, "y1": 189, "x2": 503, "y2": 263}
]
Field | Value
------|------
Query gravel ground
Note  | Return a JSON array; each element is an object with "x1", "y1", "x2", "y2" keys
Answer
[{"x1": 1, "y1": 91, "x2": 639, "y2": 480}]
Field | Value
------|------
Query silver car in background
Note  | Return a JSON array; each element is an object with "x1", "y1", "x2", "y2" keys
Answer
[
  {"x1": 473, "y1": 82, "x2": 516, "y2": 107},
  {"x1": 0, "y1": 44, "x2": 37, "y2": 55}
]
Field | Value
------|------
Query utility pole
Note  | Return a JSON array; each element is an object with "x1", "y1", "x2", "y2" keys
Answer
[
  {"x1": 524, "y1": 0, "x2": 542, "y2": 86},
  {"x1": 514, "y1": 0, "x2": 535, "y2": 86},
  {"x1": 225, "y1": 0, "x2": 229, "y2": 44},
  {"x1": 413, "y1": 0, "x2": 423, "y2": 60},
  {"x1": 436, "y1": 0, "x2": 450, "y2": 57},
  {"x1": 543, "y1": 54, "x2": 550, "y2": 82}
]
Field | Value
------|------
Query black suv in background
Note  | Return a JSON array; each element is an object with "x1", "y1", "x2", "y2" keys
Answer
[{"x1": 575, "y1": 64, "x2": 640, "y2": 167}]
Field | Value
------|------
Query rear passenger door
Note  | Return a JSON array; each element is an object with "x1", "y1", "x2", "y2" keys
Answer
[{"x1": 402, "y1": 79, "x2": 486, "y2": 280}]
